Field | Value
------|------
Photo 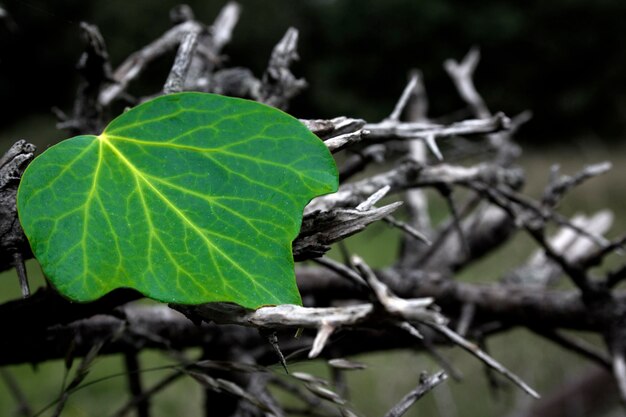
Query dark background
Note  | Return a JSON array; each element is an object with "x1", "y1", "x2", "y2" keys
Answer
[{"x1": 1, "y1": 0, "x2": 626, "y2": 146}]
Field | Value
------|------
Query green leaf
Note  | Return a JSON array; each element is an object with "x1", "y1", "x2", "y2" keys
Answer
[{"x1": 17, "y1": 93, "x2": 337, "y2": 308}]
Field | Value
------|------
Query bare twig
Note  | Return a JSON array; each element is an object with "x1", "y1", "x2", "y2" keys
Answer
[
  {"x1": 383, "y1": 371, "x2": 448, "y2": 417},
  {"x1": 456, "y1": 303, "x2": 476, "y2": 337},
  {"x1": 481, "y1": 183, "x2": 611, "y2": 248},
  {"x1": 387, "y1": 73, "x2": 419, "y2": 122},
  {"x1": 355, "y1": 185, "x2": 391, "y2": 211},
  {"x1": 444, "y1": 47, "x2": 490, "y2": 119},
  {"x1": 188, "y1": 2, "x2": 241, "y2": 91},
  {"x1": 262, "y1": 330, "x2": 289, "y2": 373},
  {"x1": 430, "y1": 324, "x2": 540, "y2": 398},
  {"x1": 295, "y1": 203, "x2": 402, "y2": 260},
  {"x1": 209, "y1": 2, "x2": 241, "y2": 53},
  {"x1": 100, "y1": 20, "x2": 205, "y2": 105},
  {"x1": 306, "y1": 159, "x2": 521, "y2": 213},
  {"x1": 506, "y1": 211, "x2": 614, "y2": 286},
  {"x1": 269, "y1": 377, "x2": 338, "y2": 415},
  {"x1": 583, "y1": 232, "x2": 626, "y2": 270},
  {"x1": 530, "y1": 327, "x2": 611, "y2": 369},
  {"x1": 338, "y1": 144, "x2": 387, "y2": 182},
  {"x1": 438, "y1": 186, "x2": 471, "y2": 259},
  {"x1": 163, "y1": 31, "x2": 199, "y2": 94},
  {"x1": 311, "y1": 257, "x2": 367, "y2": 288},
  {"x1": 542, "y1": 162, "x2": 612, "y2": 209},
  {"x1": 416, "y1": 203, "x2": 513, "y2": 273},
  {"x1": 57, "y1": 22, "x2": 112, "y2": 135},
  {"x1": 301, "y1": 117, "x2": 366, "y2": 139},
  {"x1": 468, "y1": 182, "x2": 607, "y2": 294},
  {"x1": 416, "y1": 330, "x2": 464, "y2": 381},
  {"x1": 383, "y1": 216, "x2": 431, "y2": 245},
  {"x1": 364, "y1": 112, "x2": 510, "y2": 141},
  {"x1": 257, "y1": 27, "x2": 307, "y2": 109},
  {"x1": 52, "y1": 339, "x2": 107, "y2": 417},
  {"x1": 124, "y1": 352, "x2": 149, "y2": 417},
  {"x1": 182, "y1": 295, "x2": 440, "y2": 332},
  {"x1": 353, "y1": 257, "x2": 538, "y2": 398},
  {"x1": 188, "y1": 371, "x2": 275, "y2": 413},
  {"x1": 413, "y1": 193, "x2": 482, "y2": 269},
  {"x1": 401, "y1": 70, "x2": 434, "y2": 254},
  {"x1": 324, "y1": 129, "x2": 370, "y2": 153}
]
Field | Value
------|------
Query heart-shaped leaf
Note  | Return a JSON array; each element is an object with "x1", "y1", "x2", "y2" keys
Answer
[{"x1": 17, "y1": 93, "x2": 338, "y2": 308}]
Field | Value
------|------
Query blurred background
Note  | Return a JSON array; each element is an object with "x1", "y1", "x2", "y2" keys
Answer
[
  {"x1": 1, "y1": 0, "x2": 626, "y2": 146},
  {"x1": 1, "y1": 0, "x2": 626, "y2": 416}
]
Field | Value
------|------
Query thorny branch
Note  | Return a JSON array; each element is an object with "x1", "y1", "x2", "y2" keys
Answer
[{"x1": 1, "y1": 3, "x2": 626, "y2": 417}]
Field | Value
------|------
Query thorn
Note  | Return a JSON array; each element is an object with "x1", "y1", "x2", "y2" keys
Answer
[
  {"x1": 423, "y1": 134, "x2": 443, "y2": 161},
  {"x1": 13, "y1": 252, "x2": 30, "y2": 298},
  {"x1": 356, "y1": 185, "x2": 391, "y2": 211},
  {"x1": 309, "y1": 322, "x2": 335, "y2": 359},
  {"x1": 261, "y1": 330, "x2": 289, "y2": 373},
  {"x1": 387, "y1": 72, "x2": 420, "y2": 122},
  {"x1": 383, "y1": 215, "x2": 432, "y2": 246}
]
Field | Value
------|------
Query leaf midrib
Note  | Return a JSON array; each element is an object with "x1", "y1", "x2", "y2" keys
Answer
[{"x1": 96, "y1": 134, "x2": 284, "y2": 303}]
